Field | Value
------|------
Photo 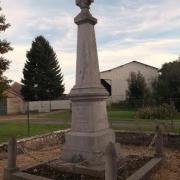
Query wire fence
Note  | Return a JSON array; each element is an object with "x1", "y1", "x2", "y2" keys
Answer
[
  {"x1": 107, "y1": 95, "x2": 180, "y2": 108},
  {"x1": 107, "y1": 96, "x2": 180, "y2": 135},
  {"x1": 0, "y1": 96, "x2": 179, "y2": 145}
]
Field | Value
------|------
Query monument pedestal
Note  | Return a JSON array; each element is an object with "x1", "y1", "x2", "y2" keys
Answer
[{"x1": 61, "y1": 87, "x2": 115, "y2": 162}]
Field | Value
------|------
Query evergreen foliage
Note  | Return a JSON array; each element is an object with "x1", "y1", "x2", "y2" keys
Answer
[
  {"x1": 21, "y1": 36, "x2": 65, "y2": 101},
  {"x1": 0, "y1": 3, "x2": 12, "y2": 99},
  {"x1": 126, "y1": 72, "x2": 150, "y2": 107},
  {"x1": 152, "y1": 57, "x2": 180, "y2": 109}
]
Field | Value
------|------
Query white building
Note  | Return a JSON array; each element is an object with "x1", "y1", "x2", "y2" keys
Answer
[{"x1": 100, "y1": 61, "x2": 159, "y2": 103}]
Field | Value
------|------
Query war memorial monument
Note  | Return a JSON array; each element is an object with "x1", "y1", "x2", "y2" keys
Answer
[{"x1": 3, "y1": 1, "x2": 164, "y2": 179}]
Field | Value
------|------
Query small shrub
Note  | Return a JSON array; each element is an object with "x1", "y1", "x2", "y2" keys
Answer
[{"x1": 136, "y1": 103, "x2": 177, "y2": 119}]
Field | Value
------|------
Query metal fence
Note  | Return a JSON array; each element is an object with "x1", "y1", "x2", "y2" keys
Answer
[{"x1": 107, "y1": 95, "x2": 180, "y2": 108}]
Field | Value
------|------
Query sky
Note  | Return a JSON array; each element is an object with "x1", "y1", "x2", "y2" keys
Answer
[{"x1": 1, "y1": 0, "x2": 180, "y2": 93}]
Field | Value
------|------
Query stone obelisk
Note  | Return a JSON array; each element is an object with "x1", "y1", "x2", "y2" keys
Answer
[{"x1": 61, "y1": 0, "x2": 115, "y2": 162}]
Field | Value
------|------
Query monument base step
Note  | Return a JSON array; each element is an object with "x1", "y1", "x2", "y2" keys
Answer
[{"x1": 61, "y1": 128, "x2": 115, "y2": 163}]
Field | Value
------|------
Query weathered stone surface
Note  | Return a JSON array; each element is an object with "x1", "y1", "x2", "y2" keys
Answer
[
  {"x1": 61, "y1": 0, "x2": 115, "y2": 162},
  {"x1": 4, "y1": 168, "x2": 19, "y2": 180},
  {"x1": 115, "y1": 131, "x2": 180, "y2": 149},
  {"x1": 0, "y1": 130, "x2": 68, "y2": 160},
  {"x1": 76, "y1": 0, "x2": 94, "y2": 9},
  {"x1": 127, "y1": 158, "x2": 163, "y2": 180},
  {"x1": 8, "y1": 137, "x2": 17, "y2": 169},
  {"x1": 12, "y1": 172, "x2": 53, "y2": 180},
  {"x1": 62, "y1": 129, "x2": 115, "y2": 161},
  {"x1": 49, "y1": 159, "x2": 105, "y2": 177},
  {"x1": 75, "y1": 1, "x2": 96, "y2": 25},
  {"x1": 3, "y1": 137, "x2": 19, "y2": 180},
  {"x1": 105, "y1": 142, "x2": 117, "y2": 180},
  {"x1": 74, "y1": 23, "x2": 102, "y2": 87},
  {"x1": 71, "y1": 101, "x2": 109, "y2": 132},
  {"x1": 154, "y1": 126, "x2": 164, "y2": 157}
]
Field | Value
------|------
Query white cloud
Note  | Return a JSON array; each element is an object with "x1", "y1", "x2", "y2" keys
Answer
[
  {"x1": 57, "y1": 51, "x2": 76, "y2": 92},
  {"x1": 4, "y1": 44, "x2": 30, "y2": 83},
  {"x1": 95, "y1": 0, "x2": 180, "y2": 38},
  {"x1": 98, "y1": 38, "x2": 180, "y2": 71},
  {"x1": 1, "y1": 0, "x2": 180, "y2": 93},
  {"x1": 2, "y1": 1, "x2": 32, "y2": 37}
]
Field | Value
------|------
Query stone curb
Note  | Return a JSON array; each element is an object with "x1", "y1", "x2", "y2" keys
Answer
[{"x1": 127, "y1": 157, "x2": 163, "y2": 180}]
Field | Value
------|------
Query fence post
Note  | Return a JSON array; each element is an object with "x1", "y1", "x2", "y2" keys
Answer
[
  {"x1": 27, "y1": 102, "x2": 30, "y2": 137},
  {"x1": 3, "y1": 137, "x2": 19, "y2": 180},
  {"x1": 154, "y1": 126, "x2": 164, "y2": 157},
  {"x1": 170, "y1": 99, "x2": 174, "y2": 129},
  {"x1": 105, "y1": 142, "x2": 117, "y2": 180},
  {"x1": 49, "y1": 100, "x2": 52, "y2": 112}
]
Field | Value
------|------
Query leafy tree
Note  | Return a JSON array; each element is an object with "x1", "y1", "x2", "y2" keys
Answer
[
  {"x1": 126, "y1": 72, "x2": 150, "y2": 107},
  {"x1": 21, "y1": 36, "x2": 65, "y2": 101},
  {"x1": 0, "y1": 3, "x2": 12, "y2": 99},
  {"x1": 152, "y1": 57, "x2": 180, "y2": 109}
]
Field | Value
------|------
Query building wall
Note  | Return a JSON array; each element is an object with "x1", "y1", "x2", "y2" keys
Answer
[
  {"x1": 101, "y1": 62, "x2": 159, "y2": 103},
  {"x1": 4, "y1": 89, "x2": 71, "y2": 114},
  {"x1": 6, "y1": 91, "x2": 25, "y2": 114},
  {"x1": 28, "y1": 100, "x2": 71, "y2": 113}
]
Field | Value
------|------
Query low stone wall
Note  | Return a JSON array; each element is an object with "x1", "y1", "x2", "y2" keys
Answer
[
  {"x1": 0, "y1": 130, "x2": 69, "y2": 159},
  {"x1": 115, "y1": 131, "x2": 180, "y2": 149},
  {"x1": 0, "y1": 130, "x2": 180, "y2": 160}
]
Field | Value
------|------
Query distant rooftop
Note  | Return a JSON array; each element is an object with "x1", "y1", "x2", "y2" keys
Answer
[
  {"x1": 101, "y1": 61, "x2": 158, "y2": 73},
  {"x1": 7, "y1": 82, "x2": 23, "y2": 99}
]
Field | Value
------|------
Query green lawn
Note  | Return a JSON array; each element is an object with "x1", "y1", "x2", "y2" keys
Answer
[
  {"x1": 45, "y1": 111, "x2": 71, "y2": 121},
  {"x1": 41, "y1": 110, "x2": 136, "y2": 121},
  {"x1": 112, "y1": 119, "x2": 180, "y2": 134},
  {"x1": 0, "y1": 107, "x2": 180, "y2": 144},
  {"x1": 0, "y1": 121, "x2": 68, "y2": 143},
  {"x1": 108, "y1": 110, "x2": 135, "y2": 120},
  {"x1": 40, "y1": 110, "x2": 180, "y2": 133}
]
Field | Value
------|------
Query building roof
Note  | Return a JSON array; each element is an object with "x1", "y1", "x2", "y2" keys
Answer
[
  {"x1": 6, "y1": 82, "x2": 23, "y2": 99},
  {"x1": 101, "y1": 61, "x2": 158, "y2": 73}
]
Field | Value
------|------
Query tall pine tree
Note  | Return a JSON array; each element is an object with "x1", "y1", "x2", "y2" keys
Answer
[
  {"x1": 21, "y1": 36, "x2": 65, "y2": 101},
  {"x1": 0, "y1": 2, "x2": 12, "y2": 99}
]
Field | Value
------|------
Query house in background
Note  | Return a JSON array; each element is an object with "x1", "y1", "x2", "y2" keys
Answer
[
  {"x1": 100, "y1": 61, "x2": 159, "y2": 103},
  {"x1": 0, "y1": 81, "x2": 71, "y2": 114},
  {"x1": 0, "y1": 82, "x2": 25, "y2": 115}
]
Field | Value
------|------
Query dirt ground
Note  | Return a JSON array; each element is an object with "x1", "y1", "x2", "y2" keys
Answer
[
  {"x1": 0, "y1": 146, "x2": 61, "y2": 180},
  {"x1": 121, "y1": 145, "x2": 180, "y2": 180},
  {"x1": 0, "y1": 145, "x2": 179, "y2": 180}
]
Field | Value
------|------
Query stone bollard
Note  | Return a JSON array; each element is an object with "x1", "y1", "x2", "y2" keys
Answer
[
  {"x1": 105, "y1": 142, "x2": 117, "y2": 180},
  {"x1": 154, "y1": 126, "x2": 164, "y2": 157},
  {"x1": 3, "y1": 137, "x2": 19, "y2": 180}
]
